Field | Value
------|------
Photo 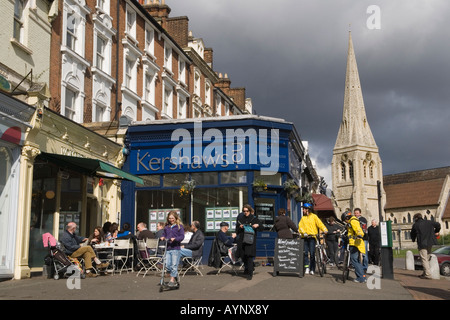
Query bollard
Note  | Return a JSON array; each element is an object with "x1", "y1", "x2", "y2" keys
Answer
[
  {"x1": 429, "y1": 254, "x2": 440, "y2": 279},
  {"x1": 405, "y1": 250, "x2": 415, "y2": 270}
]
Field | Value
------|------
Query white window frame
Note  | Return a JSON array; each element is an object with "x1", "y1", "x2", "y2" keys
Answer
[
  {"x1": 194, "y1": 71, "x2": 201, "y2": 97},
  {"x1": 205, "y1": 80, "x2": 211, "y2": 107},
  {"x1": 145, "y1": 25, "x2": 155, "y2": 58},
  {"x1": 96, "y1": 35, "x2": 106, "y2": 71},
  {"x1": 64, "y1": 86, "x2": 78, "y2": 121},
  {"x1": 178, "y1": 96, "x2": 187, "y2": 119},
  {"x1": 126, "y1": 6, "x2": 136, "y2": 41},
  {"x1": 13, "y1": 0, "x2": 26, "y2": 43},
  {"x1": 164, "y1": 44, "x2": 172, "y2": 72},
  {"x1": 179, "y1": 60, "x2": 186, "y2": 85}
]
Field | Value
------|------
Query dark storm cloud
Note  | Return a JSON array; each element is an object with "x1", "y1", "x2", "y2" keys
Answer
[{"x1": 169, "y1": 0, "x2": 450, "y2": 184}]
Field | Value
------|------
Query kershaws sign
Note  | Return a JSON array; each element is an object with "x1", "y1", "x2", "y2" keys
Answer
[{"x1": 127, "y1": 120, "x2": 291, "y2": 176}]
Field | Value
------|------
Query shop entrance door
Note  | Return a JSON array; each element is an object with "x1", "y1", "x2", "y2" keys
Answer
[{"x1": 253, "y1": 194, "x2": 280, "y2": 231}]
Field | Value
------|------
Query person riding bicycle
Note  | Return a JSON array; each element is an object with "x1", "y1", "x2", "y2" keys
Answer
[
  {"x1": 298, "y1": 203, "x2": 328, "y2": 275},
  {"x1": 342, "y1": 211, "x2": 366, "y2": 283}
]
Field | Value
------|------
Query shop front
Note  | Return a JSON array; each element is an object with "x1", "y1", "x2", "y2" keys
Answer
[
  {"x1": 0, "y1": 93, "x2": 35, "y2": 278},
  {"x1": 122, "y1": 115, "x2": 313, "y2": 260},
  {"x1": 15, "y1": 106, "x2": 142, "y2": 279}
]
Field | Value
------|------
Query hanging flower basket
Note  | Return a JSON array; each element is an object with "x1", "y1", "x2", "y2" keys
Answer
[
  {"x1": 295, "y1": 192, "x2": 314, "y2": 205},
  {"x1": 252, "y1": 179, "x2": 268, "y2": 192},
  {"x1": 179, "y1": 179, "x2": 196, "y2": 198},
  {"x1": 283, "y1": 179, "x2": 299, "y2": 196}
]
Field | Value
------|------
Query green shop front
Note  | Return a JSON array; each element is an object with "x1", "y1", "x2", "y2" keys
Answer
[{"x1": 121, "y1": 116, "x2": 309, "y2": 261}]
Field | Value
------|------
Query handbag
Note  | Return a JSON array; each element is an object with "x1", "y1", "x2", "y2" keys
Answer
[{"x1": 243, "y1": 224, "x2": 255, "y2": 245}]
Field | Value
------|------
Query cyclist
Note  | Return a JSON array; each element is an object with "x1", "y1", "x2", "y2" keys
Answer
[
  {"x1": 298, "y1": 203, "x2": 328, "y2": 275},
  {"x1": 342, "y1": 211, "x2": 366, "y2": 283}
]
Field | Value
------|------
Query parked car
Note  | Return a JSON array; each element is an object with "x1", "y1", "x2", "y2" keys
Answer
[{"x1": 414, "y1": 246, "x2": 450, "y2": 276}]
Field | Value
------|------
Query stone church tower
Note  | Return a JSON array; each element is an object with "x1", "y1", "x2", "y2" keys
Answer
[{"x1": 331, "y1": 32, "x2": 386, "y2": 223}]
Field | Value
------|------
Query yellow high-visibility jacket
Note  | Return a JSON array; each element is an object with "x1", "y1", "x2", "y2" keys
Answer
[
  {"x1": 347, "y1": 216, "x2": 366, "y2": 254},
  {"x1": 298, "y1": 213, "x2": 328, "y2": 237}
]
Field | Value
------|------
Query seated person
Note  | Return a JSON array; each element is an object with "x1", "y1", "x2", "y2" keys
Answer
[
  {"x1": 217, "y1": 222, "x2": 236, "y2": 248},
  {"x1": 217, "y1": 222, "x2": 238, "y2": 263},
  {"x1": 104, "y1": 223, "x2": 118, "y2": 243},
  {"x1": 87, "y1": 226, "x2": 104, "y2": 246},
  {"x1": 60, "y1": 222, "x2": 109, "y2": 277},
  {"x1": 117, "y1": 222, "x2": 133, "y2": 238},
  {"x1": 136, "y1": 222, "x2": 155, "y2": 241},
  {"x1": 180, "y1": 221, "x2": 205, "y2": 260}
]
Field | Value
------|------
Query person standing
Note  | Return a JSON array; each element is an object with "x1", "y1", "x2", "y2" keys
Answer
[
  {"x1": 273, "y1": 208, "x2": 298, "y2": 239},
  {"x1": 235, "y1": 204, "x2": 263, "y2": 280},
  {"x1": 298, "y1": 203, "x2": 328, "y2": 275},
  {"x1": 353, "y1": 208, "x2": 368, "y2": 272},
  {"x1": 324, "y1": 217, "x2": 342, "y2": 266},
  {"x1": 367, "y1": 219, "x2": 381, "y2": 265},
  {"x1": 411, "y1": 213, "x2": 441, "y2": 279},
  {"x1": 160, "y1": 211, "x2": 185, "y2": 286},
  {"x1": 342, "y1": 211, "x2": 366, "y2": 283}
]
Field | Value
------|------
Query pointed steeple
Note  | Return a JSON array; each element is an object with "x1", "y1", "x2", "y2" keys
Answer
[{"x1": 334, "y1": 32, "x2": 377, "y2": 150}]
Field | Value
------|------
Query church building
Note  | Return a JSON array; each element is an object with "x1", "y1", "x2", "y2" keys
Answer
[{"x1": 331, "y1": 33, "x2": 386, "y2": 224}]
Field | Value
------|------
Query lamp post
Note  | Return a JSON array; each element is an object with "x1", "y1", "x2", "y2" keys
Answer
[{"x1": 378, "y1": 180, "x2": 393, "y2": 279}]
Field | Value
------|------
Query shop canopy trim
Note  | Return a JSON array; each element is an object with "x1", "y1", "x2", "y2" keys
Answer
[{"x1": 40, "y1": 152, "x2": 143, "y2": 185}]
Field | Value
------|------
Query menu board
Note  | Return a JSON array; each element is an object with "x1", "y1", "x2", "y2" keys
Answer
[
  {"x1": 273, "y1": 238, "x2": 304, "y2": 277},
  {"x1": 148, "y1": 208, "x2": 182, "y2": 232},
  {"x1": 205, "y1": 207, "x2": 239, "y2": 232}
]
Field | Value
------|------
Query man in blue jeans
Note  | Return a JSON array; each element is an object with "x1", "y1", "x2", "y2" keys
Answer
[{"x1": 343, "y1": 211, "x2": 366, "y2": 283}]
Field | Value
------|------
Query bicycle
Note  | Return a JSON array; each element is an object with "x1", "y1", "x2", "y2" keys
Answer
[
  {"x1": 305, "y1": 234, "x2": 328, "y2": 277},
  {"x1": 335, "y1": 229, "x2": 363, "y2": 283}
]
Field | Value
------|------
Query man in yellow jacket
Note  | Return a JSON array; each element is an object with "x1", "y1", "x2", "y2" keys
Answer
[
  {"x1": 342, "y1": 211, "x2": 366, "y2": 283},
  {"x1": 298, "y1": 203, "x2": 328, "y2": 275}
]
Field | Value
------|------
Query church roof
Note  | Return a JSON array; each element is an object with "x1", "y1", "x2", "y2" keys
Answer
[{"x1": 384, "y1": 167, "x2": 450, "y2": 211}]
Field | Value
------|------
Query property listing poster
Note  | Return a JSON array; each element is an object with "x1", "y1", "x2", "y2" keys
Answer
[
  {"x1": 205, "y1": 207, "x2": 239, "y2": 232},
  {"x1": 148, "y1": 208, "x2": 182, "y2": 232}
]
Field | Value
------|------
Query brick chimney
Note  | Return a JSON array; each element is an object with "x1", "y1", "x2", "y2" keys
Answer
[{"x1": 140, "y1": 0, "x2": 171, "y2": 26}]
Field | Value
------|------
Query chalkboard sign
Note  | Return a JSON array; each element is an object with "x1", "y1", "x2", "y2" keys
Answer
[{"x1": 273, "y1": 238, "x2": 304, "y2": 277}]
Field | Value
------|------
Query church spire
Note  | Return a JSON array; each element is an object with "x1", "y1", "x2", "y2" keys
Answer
[{"x1": 334, "y1": 32, "x2": 377, "y2": 150}]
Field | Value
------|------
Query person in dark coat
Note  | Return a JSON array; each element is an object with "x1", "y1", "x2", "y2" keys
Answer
[
  {"x1": 180, "y1": 221, "x2": 205, "y2": 259},
  {"x1": 273, "y1": 208, "x2": 297, "y2": 239},
  {"x1": 367, "y1": 219, "x2": 381, "y2": 265},
  {"x1": 324, "y1": 217, "x2": 342, "y2": 266},
  {"x1": 235, "y1": 204, "x2": 263, "y2": 280},
  {"x1": 411, "y1": 213, "x2": 441, "y2": 279}
]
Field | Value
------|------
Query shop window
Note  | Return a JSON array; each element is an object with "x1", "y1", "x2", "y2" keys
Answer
[
  {"x1": 136, "y1": 190, "x2": 189, "y2": 233},
  {"x1": 254, "y1": 171, "x2": 281, "y2": 186},
  {"x1": 163, "y1": 173, "x2": 189, "y2": 187},
  {"x1": 29, "y1": 162, "x2": 57, "y2": 268},
  {"x1": 193, "y1": 186, "x2": 248, "y2": 236},
  {"x1": 191, "y1": 172, "x2": 218, "y2": 185},
  {"x1": 220, "y1": 171, "x2": 247, "y2": 184}
]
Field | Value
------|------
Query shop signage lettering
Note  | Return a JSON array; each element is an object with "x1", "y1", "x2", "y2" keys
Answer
[
  {"x1": 136, "y1": 122, "x2": 281, "y2": 175},
  {"x1": 60, "y1": 146, "x2": 85, "y2": 158}
]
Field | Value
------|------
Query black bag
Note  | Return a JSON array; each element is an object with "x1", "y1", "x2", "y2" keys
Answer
[{"x1": 243, "y1": 224, "x2": 255, "y2": 245}]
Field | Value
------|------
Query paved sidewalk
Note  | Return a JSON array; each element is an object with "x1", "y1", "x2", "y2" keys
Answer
[
  {"x1": 0, "y1": 264, "x2": 448, "y2": 302},
  {"x1": 393, "y1": 268, "x2": 450, "y2": 300}
]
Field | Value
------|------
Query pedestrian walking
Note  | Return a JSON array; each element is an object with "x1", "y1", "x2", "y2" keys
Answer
[{"x1": 411, "y1": 213, "x2": 441, "y2": 279}]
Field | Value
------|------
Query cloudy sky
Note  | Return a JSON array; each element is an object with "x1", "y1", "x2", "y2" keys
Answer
[{"x1": 168, "y1": 0, "x2": 450, "y2": 187}]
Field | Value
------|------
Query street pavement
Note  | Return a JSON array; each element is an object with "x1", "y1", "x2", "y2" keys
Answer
[
  {"x1": 0, "y1": 259, "x2": 448, "y2": 303},
  {"x1": 0, "y1": 258, "x2": 448, "y2": 319}
]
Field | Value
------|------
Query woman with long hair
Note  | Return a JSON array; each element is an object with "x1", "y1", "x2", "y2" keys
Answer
[{"x1": 160, "y1": 210, "x2": 185, "y2": 286}]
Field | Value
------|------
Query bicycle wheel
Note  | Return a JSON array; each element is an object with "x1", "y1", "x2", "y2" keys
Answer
[
  {"x1": 321, "y1": 247, "x2": 327, "y2": 274},
  {"x1": 342, "y1": 250, "x2": 349, "y2": 283},
  {"x1": 315, "y1": 247, "x2": 324, "y2": 277}
]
